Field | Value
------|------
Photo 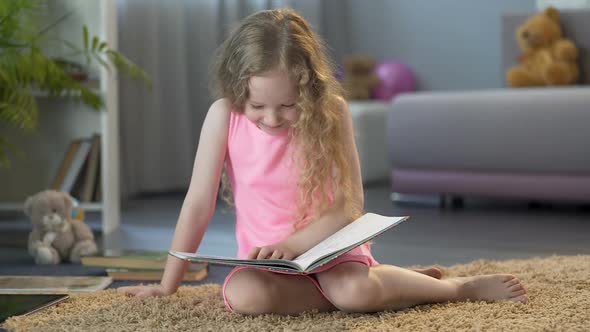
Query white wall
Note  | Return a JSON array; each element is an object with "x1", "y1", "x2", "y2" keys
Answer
[
  {"x1": 537, "y1": 0, "x2": 590, "y2": 9},
  {"x1": 342, "y1": 0, "x2": 537, "y2": 91}
]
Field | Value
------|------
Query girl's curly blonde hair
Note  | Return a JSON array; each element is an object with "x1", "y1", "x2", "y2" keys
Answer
[{"x1": 213, "y1": 8, "x2": 361, "y2": 229}]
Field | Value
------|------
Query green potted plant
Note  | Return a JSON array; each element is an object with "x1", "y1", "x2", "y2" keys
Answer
[{"x1": 0, "y1": 0, "x2": 149, "y2": 166}]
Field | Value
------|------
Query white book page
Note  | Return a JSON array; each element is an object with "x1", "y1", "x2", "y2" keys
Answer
[
  {"x1": 292, "y1": 214, "x2": 407, "y2": 270},
  {"x1": 168, "y1": 251, "x2": 303, "y2": 270}
]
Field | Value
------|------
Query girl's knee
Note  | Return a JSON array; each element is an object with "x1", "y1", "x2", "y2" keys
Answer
[{"x1": 225, "y1": 269, "x2": 278, "y2": 315}]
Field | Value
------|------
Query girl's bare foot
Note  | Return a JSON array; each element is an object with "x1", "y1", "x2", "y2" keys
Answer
[
  {"x1": 447, "y1": 274, "x2": 528, "y2": 303},
  {"x1": 412, "y1": 267, "x2": 443, "y2": 279}
]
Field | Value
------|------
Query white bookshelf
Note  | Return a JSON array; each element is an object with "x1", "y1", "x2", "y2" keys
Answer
[
  {"x1": 0, "y1": 202, "x2": 103, "y2": 212},
  {"x1": 0, "y1": 0, "x2": 120, "y2": 235},
  {"x1": 99, "y1": 0, "x2": 121, "y2": 234}
]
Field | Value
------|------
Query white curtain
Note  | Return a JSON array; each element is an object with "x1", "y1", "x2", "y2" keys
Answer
[{"x1": 117, "y1": 0, "x2": 350, "y2": 198}]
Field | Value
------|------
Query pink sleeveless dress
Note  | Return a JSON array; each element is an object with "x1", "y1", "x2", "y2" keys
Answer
[{"x1": 222, "y1": 111, "x2": 378, "y2": 311}]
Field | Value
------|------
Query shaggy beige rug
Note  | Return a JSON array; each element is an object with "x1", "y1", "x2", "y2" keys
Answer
[{"x1": 3, "y1": 255, "x2": 589, "y2": 332}]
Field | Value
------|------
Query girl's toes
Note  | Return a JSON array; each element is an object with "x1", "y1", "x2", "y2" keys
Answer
[
  {"x1": 511, "y1": 295, "x2": 529, "y2": 303},
  {"x1": 501, "y1": 274, "x2": 517, "y2": 283},
  {"x1": 504, "y1": 278, "x2": 520, "y2": 287},
  {"x1": 510, "y1": 288, "x2": 526, "y2": 297}
]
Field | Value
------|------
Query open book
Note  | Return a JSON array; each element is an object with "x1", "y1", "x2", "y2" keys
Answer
[{"x1": 170, "y1": 213, "x2": 408, "y2": 274}]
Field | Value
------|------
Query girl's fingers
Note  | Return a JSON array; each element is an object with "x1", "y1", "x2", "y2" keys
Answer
[
  {"x1": 270, "y1": 250, "x2": 282, "y2": 260},
  {"x1": 116, "y1": 287, "x2": 129, "y2": 294},
  {"x1": 118, "y1": 286, "x2": 152, "y2": 296},
  {"x1": 257, "y1": 247, "x2": 272, "y2": 260},
  {"x1": 117, "y1": 286, "x2": 139, "y2": 295},
  {"x1": 248, "y1": 247, "x2": 261, "y2": 259}
]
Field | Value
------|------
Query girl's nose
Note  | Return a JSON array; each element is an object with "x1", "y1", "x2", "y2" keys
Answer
[{"x1": 265, "y1": 111, "x2": 281, "y2": 126}]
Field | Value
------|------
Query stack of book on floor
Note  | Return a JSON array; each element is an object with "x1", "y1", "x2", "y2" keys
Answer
[
  {"x1": 80, "y1": 249, "x2": 208, "y2": 281},
  {"x1": 50, "y1": 133, "x2": 102, "y2": 202},
  {"x1": 0, "y1": 276, "x2": 112, "y2": 294}
]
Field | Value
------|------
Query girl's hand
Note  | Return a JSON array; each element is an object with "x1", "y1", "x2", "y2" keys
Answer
[
  {"x1": 117, "y1": 284, "x2": 173, "y2": 297},
  {"x1": 248, "y1": 241, "x2": 298, "y2": 260}
]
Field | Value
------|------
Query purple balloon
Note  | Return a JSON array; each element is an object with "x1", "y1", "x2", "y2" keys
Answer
[{"x1": 372, "y1": 61, "x2": 416, "y2": 101}]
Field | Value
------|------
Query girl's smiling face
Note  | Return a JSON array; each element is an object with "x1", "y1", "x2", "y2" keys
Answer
[{"x1": 244, "y1": 69, "x2": 299, "y2": 135}]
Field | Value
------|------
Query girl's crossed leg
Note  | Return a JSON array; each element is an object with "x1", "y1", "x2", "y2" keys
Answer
[
  {"x1": 315, "y1": 262, "x2": 528, "y2": 312},
  {"x1": 224, "y1": 268, "x2": 336, "y2": 315},
  {"x1": 224, "y1": 263, "x2": 527, "y2": 315}
]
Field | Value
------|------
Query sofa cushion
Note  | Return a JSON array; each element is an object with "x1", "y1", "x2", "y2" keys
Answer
[{"x1": 388, "y1": 87, "x2": 590, "y2": 174}]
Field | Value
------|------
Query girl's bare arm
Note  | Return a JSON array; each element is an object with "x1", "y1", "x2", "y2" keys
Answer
[{"x1": 119, "y1": 99, "x2": 231, "y2": 296}]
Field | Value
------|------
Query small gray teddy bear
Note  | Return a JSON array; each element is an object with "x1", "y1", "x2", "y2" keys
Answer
[{"x1": 25, "y1": 190, "x2": 98, "y2": 264}]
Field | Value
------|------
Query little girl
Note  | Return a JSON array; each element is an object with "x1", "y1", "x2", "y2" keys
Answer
[{"x1": 119, "y1": 9, "x2": 528, "y2": 315}]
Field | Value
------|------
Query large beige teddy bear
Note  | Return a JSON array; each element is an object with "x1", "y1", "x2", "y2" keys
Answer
[
  {"x1": 25, "y1": 190, "x2": 98, "y2": 264},
  {"x1": 506, "y1": 7, "x2": 579, "y2": 87}
]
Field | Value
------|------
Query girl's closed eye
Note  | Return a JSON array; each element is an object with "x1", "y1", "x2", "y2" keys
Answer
[
  {"x1": 251, "y1": 104, "x2": 264, "y2": 109},
  {"x1": 282, "y1": 104, "x2": 295, "y2": 108}
]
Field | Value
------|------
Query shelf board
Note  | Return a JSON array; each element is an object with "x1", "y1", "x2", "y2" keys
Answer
[
  {"x1": 79, "y1": 202, "x2": 103, "y2": 212},
  {"x1": 0, "y1": 203, "x2": 23, "y2": 212},
  {"x1": 31, "y1": 79, "x2": 102, "y2": 98},
  {"x1": 0, "y1": 202, "x2": 103, "y2": 212},
  {"x1": 31, "y1": 88, "x2": 103, "y2": 98}
]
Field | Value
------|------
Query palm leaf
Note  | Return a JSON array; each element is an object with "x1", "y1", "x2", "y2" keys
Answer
[
  {"x1": 0, "y1": 38, "x2": 28, "y2": 48},
  {"x1": 0, "y1": 142, "x2": 9, "y2": 167},
  {"x1": 106, "y1": 50, "x2": 151, "y2": 87},
  {"x1": 0, "y1": 0, "x2": 150, "y2": 167},
  {"x1": 0, "y1": 88, "x2": 38, "y2": 131},
  {"x1": 0, "y1": 134, "x2": 24, "y2": 168}
]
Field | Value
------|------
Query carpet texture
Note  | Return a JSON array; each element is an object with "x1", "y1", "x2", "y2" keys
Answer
[{"x1": 3, "y1": 255, "x2": 589, "y2": 332}]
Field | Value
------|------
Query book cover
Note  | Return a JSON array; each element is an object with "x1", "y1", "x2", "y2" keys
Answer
[
  {"x1": 70, "y1": 155, "x2": 88, "y2": 200},
  {"x1": 80, "y1": 134, "x2": 101, "y2": 202},
  {"x1": 81, "y1": 249, "x2": 207, "y2": 270},
  {"x1": 1, "y1": 294, "x2": 69, "y2": 323},
  {"x1": 60, "y1": 139, "x2": 92, "y2": 193},
  {"x1": 50, "y1": 140, "x2": 81, "y2": 190},
  {"x1": 106, "y1": 265, "x2": 208, "y2": 281},
  {"x1": 0, "y1": 276, "x2": 112, "y2": 294},
  {"x1": 171, "y1": 213, "x2": 409, "y2": 273}
]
